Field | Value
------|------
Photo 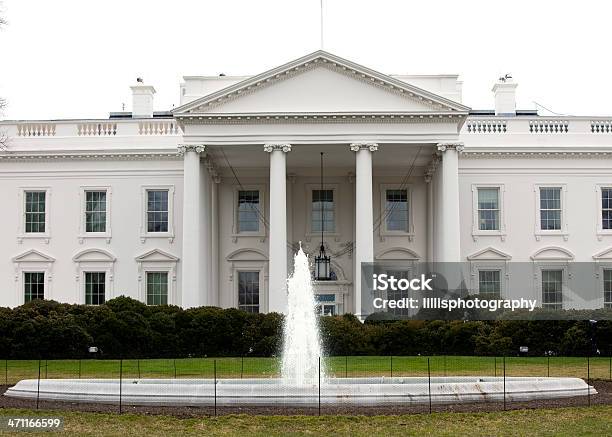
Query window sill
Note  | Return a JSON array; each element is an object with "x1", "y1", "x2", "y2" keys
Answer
[
  {"x1": 231, "y1": 233, "x2": 266, "y2": 243},
  {"x1": 379, "y1": 231, "x2": 415, "y2": 242},
  {"x1": 17, "y1": 234, "x2": 50, "y2": 244},
  {"x1": 534, "y1": 231, "x2": 568, "y2": 241},
  {"x1": 78, "y1": 234, "x2": 112, "y2": 244},
  {"x1": 596, "y1": 231, "x2": 612, "y2": 241},
  {"x1": 140, "y1": 233, "x2": 175, "y2": 243},
  {"x1": 472, "y1": 231, "x2": 507, "y2": 242}
]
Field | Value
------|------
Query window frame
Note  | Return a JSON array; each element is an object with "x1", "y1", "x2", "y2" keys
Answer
[
  {"x1": 17, "y1": 187, "x2": 51, "y2": 243},
  {"x1": 140, "y1": 185, "x2": 175, "y2": 242},
  {"x1": 477, "y1": 269, "x2": 502, "y2": 297},
  {"x1": 534, "y1": 184, "x2": 568, "y2": 240},
  {"x1": 23, "y1": 271, "x2": 46, "y2": 303},
  {"x1": 236, "y1": 270, "x2": 261, "y2": 313},
  {"x1": 79, "y1": 186, "x2": 112, "y2": 243},
  {"x1": 305, "y1": 183, "x2": 340, "y2": 240},
  {"x1": 596, "y1": 185, "x2": 612, "y2": 240},
  {"x1": 145, "y1": 271, "x2": 170, "y2": 306},
  {"x1": 232, "y1": 184, "x2": 266, "y2": 239},
  {"x1": 135, "y1": 249, "x2": 178, "y2": 306},
  {"x1": 603, "y1": 268, "x2": 612, "y2": 309},
  {"x1": 539, "y1": 267, "x2": 565, "y2": 310},
  {"x1": 84, "y1": 271, "x2": 107, "y2": 306},
  {"x1": 378, "y1": 183, "x2": 415, "y2": 239},
  {"x1": 471, "y1": 184, "x2": 506, "y2": 240}
]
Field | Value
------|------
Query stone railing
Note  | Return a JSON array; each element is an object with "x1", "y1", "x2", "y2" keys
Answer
[
  {"x1": 462, "y1": 117, "x2": 612, "y2": 135},
  {"x1": 2, "y1": 119, "x2": 182, "y2": 138}
]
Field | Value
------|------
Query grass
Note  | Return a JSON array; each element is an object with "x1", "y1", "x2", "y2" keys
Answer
[
  {"x1": 0, "y1": 406, "x2": 610, "y2": 436},
  {"x1": 2, "y1": 356, "x2": 610, "y2": 384}
]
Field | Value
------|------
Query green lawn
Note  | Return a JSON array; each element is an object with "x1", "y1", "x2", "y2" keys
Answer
[
  {"x1": 2, "y1": 356, "x2": 610, "y2": 384},
  {"x1": 0, "y1": 406, "x2": 610, "y2": 436}
]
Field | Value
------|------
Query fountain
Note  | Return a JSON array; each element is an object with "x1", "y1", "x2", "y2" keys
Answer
[{"x1": 4, "y1": 248, "x2": 597, "y2": 407}]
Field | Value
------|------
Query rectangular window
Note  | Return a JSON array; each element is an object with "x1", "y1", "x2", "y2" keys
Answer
[
  {"x1": 315, "y1": 294, "x2": 336, "y2": 316},
  {"x1": 312, "y1": 189, "x2": 334, "y2": 232},
  {"x1": 385, "y1": 189, "x2": 409, "y2": 231},
  {"x1": 25, "y1": 191, "x2": 46, "y2": 233},
  {"x1": 85, "y1": 190, "x2": 107, "y2": 233},
  {"x1": 24, "y1": 272, "x2": 44, "y2": 302},
  {"x1": 85, "y1": 272, "x2": 106, "y2": 305},
  {"x1": 238, "y1": 271, "x2": 259, "y2": 313},
  {"x1": 146, "y1": 272, "x2": 168, "y2": 305},
  {"x1": 146, "y1": 190, "x2": 169, "y2": 233},
  {"x1": 386, "y1": 270, "x2": 411, "y2": 317},
  {"x1": 602, "y1": 188, "x2": 612, "y2": 230},
  {"x1": 478, "y1": 270, "x2": 501, "y2": 297},
  {"x1": 542, "y1": 269, "x2": 563, "y2": 310},
  {"x1": 238, "y1": 190, "x2": 260, "y2": 232},
  {"x1": 604, "y1": 269, "x2": 612, "y2": 309},
  {"x1": 540, "y1": 187, "x2": 562, "y2": 230},
  {"x1": 477, "y1": 188, "x2": 500, "y2": 231}
]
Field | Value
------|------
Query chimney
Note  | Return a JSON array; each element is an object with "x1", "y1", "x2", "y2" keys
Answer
[
  {"x1": 130, "y1": 78, "x2": 156, "y2": 118},
  {"x1": 492, "y1": 77, "x2": 517, "y2": 116}
]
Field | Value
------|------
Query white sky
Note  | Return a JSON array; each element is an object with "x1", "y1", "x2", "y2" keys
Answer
[{"x1": 1, "y1": 0, "x2": 611, "y2": 120}]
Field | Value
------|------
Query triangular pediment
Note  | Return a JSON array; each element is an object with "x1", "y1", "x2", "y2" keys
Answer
[
  {"x1": 12, "y1": 249, "x2": 55, "y2": 263},
  {"x1": 593, "y1": 247, "x2": 612, "y2": 260},
  {"x1": 135, "y1": 249, "x2": 179, "y2": 262},
  {"x1": 173, "y1": 51, "x2": 470, "y2": 116},
  {"x1": 467, "y1": 247, "x2": 512, "y2": 261}
]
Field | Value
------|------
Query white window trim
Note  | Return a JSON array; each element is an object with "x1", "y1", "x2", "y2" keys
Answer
[
  {"x1": 78, "y1": 186, "x2": 112, "y2": 244},
  {"x1": 596, "y1": 185, "x2": 612, "y2": 240},
  {"x1": 305, "y1": 183, "x2": 340, "y2": 241},
  {"x1": 534, "y1": 263, "x2": 569, "y2": 310},
  {"x1": 12, "y1": 251, "x2": 55, "y2": 305},
  {"x1": 596, "y1": 263, "x2": 612, "y2": 309},
  {"x1": 471, "y1": 184, "x2": 506, "y2": 241},
  {"x1": 231, "y1": 184, "x2": 267, "y2": 241},
  {"x1": 136, "y1": 257, "x2": 178, "y2": 306},
  {"x1": 378, "y1": 184, "x2": 415, "y2": 240},
  {"x1": 471, "y1": 264, "x2": 507, "y2": 298},
  {"x1": 17, "y1": 187, "x2": 51, "y2": 244},
  {"x1": 140, "y1": 185, "x2": 175, "y2": 243},
  {"x1": 534, "y1": 184, "x2": 568, "y2": 241},
  {"x1": 73, "y1": 250, "x2": 115, "y2": 305},
  {"x1": 143, "y1": 270, "x2": 173, "y2": 306},
  {"x1": 80, "y1": 271, "x2": 110, "y2": 305},
  {"x1": 233, "y1": 267, "x2": 265, "y2": 313}
]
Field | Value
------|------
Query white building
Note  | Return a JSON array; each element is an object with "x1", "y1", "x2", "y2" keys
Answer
[{"x1": 2, "y1": 51, "x2": 612, "y2": 315}]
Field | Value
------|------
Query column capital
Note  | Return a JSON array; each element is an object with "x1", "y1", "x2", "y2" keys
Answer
[
  {"x1": 264, "y1": 143, "x2": 292, "y2": 153},
  {"x1": 177, "y1": 144, "x2": 206, "y2": 156},
  {"x1": 436, "y1": 142, "x2": 464, "y2": 153},
  {"x1": 350, "y1": 142, "x2": 378, "y2": 152}
]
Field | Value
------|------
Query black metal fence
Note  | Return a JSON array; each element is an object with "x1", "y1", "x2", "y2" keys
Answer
[{"x1": 2, "y1": 355, "x2": 609, "y2": 416}]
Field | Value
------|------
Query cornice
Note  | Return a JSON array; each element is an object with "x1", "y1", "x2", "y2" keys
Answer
[
  {"x1": 0, "y1": 151, "x2": 182, "y2": 162},
  {"x1": 462, "y1": 150, "x2": 612, "y2": 159},
  {"x1": 177, "y1": 112, "x2": 466, "y2": 125}
]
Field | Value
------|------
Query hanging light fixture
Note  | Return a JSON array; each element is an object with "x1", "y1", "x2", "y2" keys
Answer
[{"x1": 315, "y1": 152, "x2": 331, "y2": 280}]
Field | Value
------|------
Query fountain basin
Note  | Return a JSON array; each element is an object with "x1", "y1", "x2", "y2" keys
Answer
[{"x1": 4, "y1": 377, "x2": 595, "y2": 406}]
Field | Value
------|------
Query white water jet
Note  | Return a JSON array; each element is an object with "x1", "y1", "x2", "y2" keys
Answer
[{"x1": 281, "y1": 245, "x2": 326, "y2": 385}]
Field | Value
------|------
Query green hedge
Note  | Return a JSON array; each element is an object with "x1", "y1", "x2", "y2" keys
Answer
[{"x1": 0, "y1": 297, "x2": 610, "y2": 359}]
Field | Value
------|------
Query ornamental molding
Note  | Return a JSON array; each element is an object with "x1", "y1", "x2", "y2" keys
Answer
[
  {"x1": 424, "y1": 153, "x2": 442, "y2": 183},
  {"x1": 178, "y1": 112, "x2": 465, "y2": 125},
  {"x1": 264, "y1": 143, "x2": 292, "y2": 153},
  {"x1": 0, "y1": 151, "x2": 181, "y2": 162},
  {"x1": 462, "y1": 150, "x2": 612, "y2": 159},
  {"x1": 437, "y1": 142, "x2": 465, "y2": 153},
  {"x1": 173, "y1": 50, "x2": 470, "y2": 116},
  {"x1": 350, "y1": 142, "x2": 378, "y2": 152},
  {"x1": 177, "y1": 144, "x2": 206, "y2": 156}
]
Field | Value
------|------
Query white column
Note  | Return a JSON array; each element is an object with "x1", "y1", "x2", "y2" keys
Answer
[
  {"x1": 179, "y1": 144, "x2": 206, "y2": 308},
  {"x1": 210, "y1": 175, "x2": 220, "y2": 307},
  {"x1": 350, "y1": 142, "x2": 377, "y2": 318},
  {"x1": 425, "y1": 172, "x2": 434, "y2": 263},
  {"x1": 437, "y1": 143, "x2": 463, "y2": 262},
  {"x1": 265, "y1": 143, "x2": 291, "y2": 313}
]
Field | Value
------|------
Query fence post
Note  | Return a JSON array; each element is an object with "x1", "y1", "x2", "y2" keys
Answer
[
  {"x1": 587, "y1": 355, "x2": 591, "y2": 407},
  {"x1": 78, "y1": 359, "x2": 81, "y2": 379},
  {"x1": 137, "y1": 359, "x2": 141, "y2": 379},
  {"x1": 609, "y1": 353, "x2": 611, "y2": 382},
  {"x1": 444, "y1": 355, "x2": 447, "y2": 377},
  {"x1": 45, "y1": 359, "x2": 48, "y2": 379},
  {"x1": 213, "y1": 359, "x2": 217, "y2": 416},
  {"x1": 36, "y1": 359, "x2": 41, "y2": 410},
  {"x1": 427, "y1": 358, "x2": 432, "y2": 414},
  {"x1": 119, "y1": 359, "x2": 123, "y2": 414},
  {"x1": 241, "y1": 355, "x2": 244, "y2": 379},
  {"x1": 494, "y1": 356, "x2": 497, "y2": 377},
  {"x1": 345, "y1": 356, "x2": 348, "y2": 378},
  {"x1": 173, "y1": 359, "x2": 177, "y2": 379},
  {"x1": 318, "y1": 356, "x2": 321, "y2": 416},
  {"x1": 390, "y1": 356, "x2": 393, "y2": 378},
  {"x1": 4, "y1": 359, "x2": 7, "y2": 385},
  {"x1": 503, "y1": 356, "x2": 506, "y2": 411}
]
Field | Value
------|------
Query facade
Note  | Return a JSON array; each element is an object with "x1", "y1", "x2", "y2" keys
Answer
[{"x1": 2, "y1": 50, "x2": 612, "y2": 315}]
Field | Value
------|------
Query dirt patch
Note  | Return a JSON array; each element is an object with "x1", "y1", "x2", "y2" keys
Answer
[{"x1": 1, "y1": 380, "x2": 610, "y2": 417}]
